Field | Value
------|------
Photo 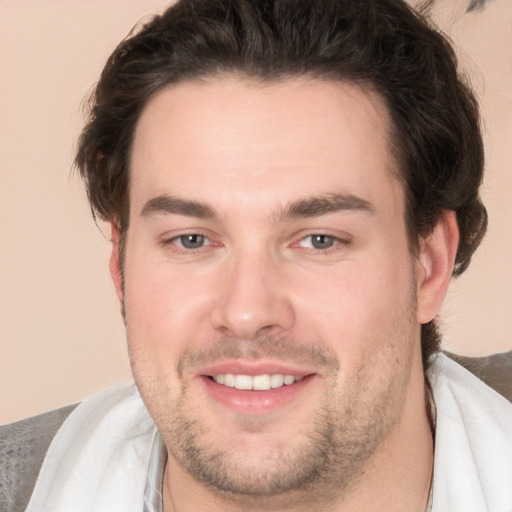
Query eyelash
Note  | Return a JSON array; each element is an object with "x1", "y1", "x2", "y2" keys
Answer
[
  {"x1": 160, "y1": 233, "x2": 215, "y2": 252},
  {"x1": 160, "y1": 232, "x2": 350, "y2": 255},
  {"x1": 294, "y1": 234, "x2": 351, "y2": 254}
]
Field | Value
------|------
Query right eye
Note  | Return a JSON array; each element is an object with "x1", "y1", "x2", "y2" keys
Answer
[{"x1": 173, "y1": 234, "x2": 208, "y2": 249}]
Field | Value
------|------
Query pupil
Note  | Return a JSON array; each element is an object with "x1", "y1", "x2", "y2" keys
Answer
[
  {"x1": 312, "y1": 235, "x2": 333, "y2": 249},
  {"x1": 181, "y1": 234, "x2": 204, "y2": 249}
]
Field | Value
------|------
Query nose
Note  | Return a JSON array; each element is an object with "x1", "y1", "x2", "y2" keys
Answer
[{"x1": 210, "y1": 251, "x2": 295, "y2": 340}]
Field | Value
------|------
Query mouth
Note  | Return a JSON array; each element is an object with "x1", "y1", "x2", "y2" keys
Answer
[
  {"x1": 210, "y1": 373, "x2": 303, "y2": 390},
  {"x1": 197, "y1": 363, "x2": 316, "y2": 414}
]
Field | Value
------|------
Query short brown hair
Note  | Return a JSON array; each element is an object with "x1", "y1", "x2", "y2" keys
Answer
[{"x1": 76, "y1": 0, "x2": 487, "y2": 368}]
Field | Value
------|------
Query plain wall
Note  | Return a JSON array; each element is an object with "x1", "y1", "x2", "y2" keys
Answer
[{"x1": 1, "y1": 0, "x2": 511, "y2": 425}]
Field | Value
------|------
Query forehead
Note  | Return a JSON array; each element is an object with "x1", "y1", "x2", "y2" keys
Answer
[{"x1": 130, "y1": 76, "x2": 402, "y2": 217}]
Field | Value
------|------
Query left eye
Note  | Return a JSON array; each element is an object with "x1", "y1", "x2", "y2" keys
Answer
[
  {"x1": 175, "y1": 234, "x2": 208, "y2": 249},
  {"x1": 299, "y1": 234, "x2": 337, "y2": 250}
]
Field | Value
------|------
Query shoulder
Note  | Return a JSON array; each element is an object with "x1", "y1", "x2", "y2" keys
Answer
[
  {"x1": 429, "y1": 353, "x2": 512, "y2": 510},
  {"x1": 431, "y1": 352, "x2": 512, "y2": 426},
  {"x1": 444, "y1": 350, "x2": 512, "y2": 402},
  {"x1": 0, "y1": 404, "x2": 77, "y2": 512}
]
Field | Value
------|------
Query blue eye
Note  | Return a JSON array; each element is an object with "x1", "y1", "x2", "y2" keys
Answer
[
  {"x1": 177, "y1": 234, "x2": 206, "y2": 249},
  {"x1": 300, "y1": 234, "x2": 337, "y2": 250},
  {"x1": 311, "y1": 235, "x2": 335, "y2": 249}
]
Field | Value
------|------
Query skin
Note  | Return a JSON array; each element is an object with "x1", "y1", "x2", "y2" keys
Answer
[{"x1": 110, "y1": 77, "x2": 459, "y2": 511}]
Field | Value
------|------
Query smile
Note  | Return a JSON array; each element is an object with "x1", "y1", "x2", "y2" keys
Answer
[{"x1": 211, "y1": 374, "x2": 303, "y2": 390}]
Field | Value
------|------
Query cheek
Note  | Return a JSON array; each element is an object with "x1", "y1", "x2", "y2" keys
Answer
[
  {"x1": 295, "y1": 257, "x2": 415, "y2": 348},
  {"x1": 123, "y1": 271, "x2": 192, "y2": 398},
  {"x1": 123, "y1": 261, "x2": 215, "y2": 356}
]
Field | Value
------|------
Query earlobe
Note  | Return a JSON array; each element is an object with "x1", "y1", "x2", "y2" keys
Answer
[
  {"x1": 109, "y1": 222, "x2": 124, "y2": 303},
  {"x1": 416, "y1": 211, "x2": 459, "y2": 324}
]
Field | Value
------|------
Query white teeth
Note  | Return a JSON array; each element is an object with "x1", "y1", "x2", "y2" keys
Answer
[
  {"x1": 270, "y1": 374, "x2": 284, "y2": 388},
  {"x1": 283, "y1": 375, "x2": 295, "y2": 385},
  {"x1": 212, "y1": 373, "x2": 302, "y2": 390},
  {"x1": 223, "y1": 374, "x2": 235, "y2": 387},
  {"x1": 235, "y1": 375, "x2": 253, "y2": 390},
  {"x1": 253, "y1": 374, "x2": 271, "y2": 390}
]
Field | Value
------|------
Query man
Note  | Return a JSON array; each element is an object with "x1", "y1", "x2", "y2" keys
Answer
[{"x1": 1, "y1": 0, "x2": 511, "y2": 511}]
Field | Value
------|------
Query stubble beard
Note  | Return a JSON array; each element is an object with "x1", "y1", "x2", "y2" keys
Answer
[{"x1": 130, "y1": 325, "x2": 416, "y2": 502}]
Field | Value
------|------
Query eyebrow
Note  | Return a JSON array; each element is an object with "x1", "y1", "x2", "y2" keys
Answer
[
  {"x1": 280, "y1": 193, "x2": 375, "y2": 220},
  {"x1": 141, "y1": 195, "x2": 215, "y2": 218},
  {"x1": 140, "y1": 192, "x2": 375, "y2": 221}
]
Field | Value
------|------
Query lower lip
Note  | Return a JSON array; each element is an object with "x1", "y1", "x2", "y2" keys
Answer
[{"x1": 201, "y1": 375, "x2": 314, "y2": 413}]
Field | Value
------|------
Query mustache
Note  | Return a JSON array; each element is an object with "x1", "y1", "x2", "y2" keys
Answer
[{"x1": 176, "y1": 334, "x2": 340, "y2": 378}]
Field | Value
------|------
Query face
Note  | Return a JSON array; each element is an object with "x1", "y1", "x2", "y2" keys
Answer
[{"x1": 117, "y1": 77, "x2": 431, "y2": 501}]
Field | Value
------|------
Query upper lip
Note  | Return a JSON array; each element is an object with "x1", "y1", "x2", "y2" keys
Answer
[{"x1": 196, "y1": 360, "x2": 314, "y2": 378}]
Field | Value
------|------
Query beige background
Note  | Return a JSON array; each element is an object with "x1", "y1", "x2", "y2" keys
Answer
[{"x1": 1, "y1": 0, "x2": 511, "y2": 425}]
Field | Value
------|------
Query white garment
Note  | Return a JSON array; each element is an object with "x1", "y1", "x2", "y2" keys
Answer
[
  {"x1": 25, "y1": 354, "x2": 512, "y2": 512},
  {"x1": 25, "y1": 382, "x2": 159, "y2": 512},
  {"x1": 429, "y1": 355, "x2": 512, "y2": 511}
]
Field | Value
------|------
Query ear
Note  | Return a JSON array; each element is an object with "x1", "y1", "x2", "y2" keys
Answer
[
  {"x1": 109, "y1": 221, "x2": 124, "y2": 303},
  {"x1": 416, "y1": 211, "x2": 459, "y2": 324}
]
